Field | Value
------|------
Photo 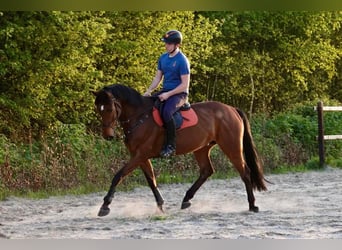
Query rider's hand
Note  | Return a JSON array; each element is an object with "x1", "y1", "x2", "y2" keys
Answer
[
  {"x1": 158, "y1": 92, "x2": 170, "y2": 102},
  {"x1": 143, "y1": 90, "x2": 152, "y2": 96}
]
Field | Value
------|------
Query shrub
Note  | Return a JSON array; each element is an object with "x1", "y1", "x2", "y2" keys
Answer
[
  {"x1": 251, "y1": 103, "x2": 342, "y2": 171},
  {"x1": 0, "y1": 123, "x2": 126, "y2": 197}
]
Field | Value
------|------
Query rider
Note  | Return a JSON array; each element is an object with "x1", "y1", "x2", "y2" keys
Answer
[{"x1": 143, "y1": 30, "x2": 190, "y2": 157}]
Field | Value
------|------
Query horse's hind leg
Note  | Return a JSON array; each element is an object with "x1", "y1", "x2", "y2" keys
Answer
[
  {"x1": 230, "y1": 157, "x2": 258, "y2": 212},
  {"x1": 181, "y1": 145, "x2": 215, "y2": 209},
  {"x1": 242, "y1": 166, "x2": 259, "y2": 212},
  {"x1": 218, "y1": 128, "x2": 259, "y2": 212},
  {"x1": 140, "y1": 160, "x2": 165, "y2": 212}
]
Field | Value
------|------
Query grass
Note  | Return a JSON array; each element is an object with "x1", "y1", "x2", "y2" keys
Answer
[{"x1": 149, "y1": 214, "x2": 169, "y2": 221}]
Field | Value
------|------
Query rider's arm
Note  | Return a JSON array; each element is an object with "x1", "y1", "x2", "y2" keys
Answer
[{"x1": 144, "y1": 70, "x2": 163, "y2": 96}]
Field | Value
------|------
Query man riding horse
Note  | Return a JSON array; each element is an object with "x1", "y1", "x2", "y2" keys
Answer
[{"x1": 143, "y1": 30, "x2": 190, "y2": 158}]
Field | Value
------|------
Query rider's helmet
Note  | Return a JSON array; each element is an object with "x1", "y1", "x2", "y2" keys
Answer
[{"x1": 161, "y1": 30, "x2": 183, "y2": 44}]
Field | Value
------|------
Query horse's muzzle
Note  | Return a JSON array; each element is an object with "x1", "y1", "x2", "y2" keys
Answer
[{"x1": 102, "y1": 126, "x2": 114, "y2": 140}]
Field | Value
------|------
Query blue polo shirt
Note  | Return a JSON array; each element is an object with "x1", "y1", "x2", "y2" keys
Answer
[{"x1": 157, "y1": 51, "x2": 190, "y2": 93}]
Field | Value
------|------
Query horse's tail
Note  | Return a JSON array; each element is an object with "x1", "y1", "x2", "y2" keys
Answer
[{"x1": 236, "y1": 108, "x2": 267, "y2": 191}]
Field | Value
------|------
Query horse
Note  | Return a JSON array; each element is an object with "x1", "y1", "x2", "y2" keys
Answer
[{"x1": 92, "y1": 83, "x2": 267, "y2": 217}]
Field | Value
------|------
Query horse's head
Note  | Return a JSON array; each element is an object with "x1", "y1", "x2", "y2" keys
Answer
[{"x1": 92, "y1": 89, "x2": 122, "y2": 140}]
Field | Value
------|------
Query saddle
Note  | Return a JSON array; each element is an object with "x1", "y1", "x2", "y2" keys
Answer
[{"x1": 152, "y1": 100, "x2": 198, "y2": 130}]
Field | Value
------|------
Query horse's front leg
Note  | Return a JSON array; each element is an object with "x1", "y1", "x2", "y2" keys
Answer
[
  {"x1": 98, "y1": 159, "x2": 139, "y2": 217},
  {"x1": 140, "y1": 160, "x2": 165, "y2": 212},
  {"x1": 97, "y1": 169, "x2": 122, "y2": 217}
]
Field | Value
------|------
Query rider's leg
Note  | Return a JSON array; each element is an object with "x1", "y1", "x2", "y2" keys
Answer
[
  {"x1": 160, "y1": 117, "x2": 176, "y2": 157},
  {"x1": 159, "y1": 93, "x2": 186, "y2": 157}
]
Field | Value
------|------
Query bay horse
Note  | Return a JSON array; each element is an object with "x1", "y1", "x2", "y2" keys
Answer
[{"x1": 92, "y1": 84, "x2": 267, "y2": 217}]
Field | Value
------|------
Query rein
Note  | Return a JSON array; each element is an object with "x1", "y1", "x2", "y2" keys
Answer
[{"x1": 119, "y1": 106, "x2": 153, "y2": 136}]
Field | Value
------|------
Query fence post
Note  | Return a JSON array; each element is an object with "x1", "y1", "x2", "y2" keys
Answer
[{"x1": 317, "y1": 101, "x2": 325, "y2": 167}]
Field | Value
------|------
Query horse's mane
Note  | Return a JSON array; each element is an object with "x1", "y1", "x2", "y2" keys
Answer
[{"x1": 102, "y1": 84, "x2": 145, "y2": 107}]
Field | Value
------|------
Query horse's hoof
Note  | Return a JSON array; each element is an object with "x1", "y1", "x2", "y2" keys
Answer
[
  {"x1": 181, "y1": 201, "x2": 191, "y2": 209},
  {"x1": 98, "y1": 206, "x2": 110, "y2": 217},
  {"x1": 157, "y1": 204, "x2": 164, "y2": 213},
  {"x1": 249, "y1": 206, "x2": 259, "y2": 213}
]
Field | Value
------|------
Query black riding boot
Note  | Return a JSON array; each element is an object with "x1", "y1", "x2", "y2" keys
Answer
[{"x1": 160, "y1": 118, "x2": 176, "y2": 158}]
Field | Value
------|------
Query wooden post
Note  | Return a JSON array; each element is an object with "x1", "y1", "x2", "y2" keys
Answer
[{"x1": 317, "y1": 101, "x2": 325, "y2": 167}]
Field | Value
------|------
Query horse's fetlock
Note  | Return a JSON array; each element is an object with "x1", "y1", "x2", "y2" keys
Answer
[{"x1": 104, "y1": 194, "x2": 114, "y2": 205}]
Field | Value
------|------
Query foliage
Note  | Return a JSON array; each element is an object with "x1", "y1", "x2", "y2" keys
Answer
[
  {"x1": 251, "y1": 103, "x2": 342, "y2": 171},
  {"x1": 1, "y1": 11, "x2": 342, "y2": 140},
  {"x1": 0, "y1": 123, "x2": 125, "y2": 198},
  {"x1": 0, "y1": 11, "x2": 110, "y2": 141},
  {"x1": 0, "y1": 11, "x2": 220, "y2": 141},
  {"x1": 201, "y1": 11, "x2": 342, "y2": 115}
]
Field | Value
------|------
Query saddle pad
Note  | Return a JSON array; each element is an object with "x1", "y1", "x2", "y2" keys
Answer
[{"x1": 152, "y1": 107, "x2": 198, "y2": 130}]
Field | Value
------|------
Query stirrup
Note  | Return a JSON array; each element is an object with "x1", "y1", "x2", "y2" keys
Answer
[{"x1": 160, "y1": 144, "x2": 176, "y2": 158}]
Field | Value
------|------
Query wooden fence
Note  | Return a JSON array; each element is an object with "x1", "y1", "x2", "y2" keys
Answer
[{"x1": 315, "y1": 101, "x2": 342, "y2": 167}]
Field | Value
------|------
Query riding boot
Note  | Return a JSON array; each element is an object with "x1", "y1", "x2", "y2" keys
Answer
[{"x1": 160, "y1": 118, "x2": 176, "y2": 158}]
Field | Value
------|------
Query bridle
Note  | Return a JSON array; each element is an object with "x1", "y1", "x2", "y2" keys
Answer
[
  {"x1": 99, "y1": 96, "x2": 152, "y2": 138},
  {"x1": 100, "y1": 98, "x2": 122, "y2": 129}
]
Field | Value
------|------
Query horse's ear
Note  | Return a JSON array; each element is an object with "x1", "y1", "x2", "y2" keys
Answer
[{"x1": 90, "y1": 90, "x2": 99, "y2": 97}]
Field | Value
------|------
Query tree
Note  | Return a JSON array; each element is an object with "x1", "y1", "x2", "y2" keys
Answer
[
  {"x1": 0, "y1": 11, "x2": 218, "y2": 140},
  {"x1": 0, "y1": 11, "x2": 111, "y2": 140},
  {"x1": 96, "y1": 11, "x2": 219, "y2": 97},
  {"x1": 1, "y1": 11, "x2": 341, "y2": 141},
  {"x1": 202, "y1": 11, "x2": 342, "y2": 114}
]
